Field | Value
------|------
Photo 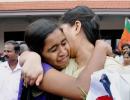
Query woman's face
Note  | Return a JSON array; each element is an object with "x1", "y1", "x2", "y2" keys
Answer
[
  {"x1": 60, "y1": 24, "x2": 75, "y2": 46},
  {"x1": 42, "y1": 28, "x2": 70, "y2": 70},
  {"x1": 60, "y1": 23, "x2": 79, "y2": 57}
]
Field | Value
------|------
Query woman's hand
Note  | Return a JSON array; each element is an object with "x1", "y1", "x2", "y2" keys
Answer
[
  {"x1": 19, "y1": 51, "x2": 44, "y2": 86},
  {"x1": 95, "y1": 40, "x2": 113, "y2": 56}
]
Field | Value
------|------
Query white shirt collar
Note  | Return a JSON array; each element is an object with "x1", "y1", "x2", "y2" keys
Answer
[{"x1": 3, "y1": 61, "x2": 21, "y2": 72}]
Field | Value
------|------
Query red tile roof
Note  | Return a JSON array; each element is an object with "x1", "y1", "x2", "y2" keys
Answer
[{"x1": 0, "y1": 1, "x2": 130, "y2": 11}]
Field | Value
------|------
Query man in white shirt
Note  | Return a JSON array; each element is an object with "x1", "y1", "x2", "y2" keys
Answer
[{"x1": 0, "y1": 40, "x2": 21, "y2": 100}]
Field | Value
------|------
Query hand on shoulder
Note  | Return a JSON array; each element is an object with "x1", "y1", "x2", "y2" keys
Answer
[
  {"x1": 95, "y1": 40, "x2": 113, "y2": 56},
  {"x1": 20, "y1": 51, "x2": 44, "y2": 86}
]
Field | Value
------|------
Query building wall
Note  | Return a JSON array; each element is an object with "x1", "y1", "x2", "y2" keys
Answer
[
  {"x1": 100, "y1": 15, "x2": 125, "y2": 30},
  {"x1": 0, "y1": 18, "x2": 29, "y2": 50},
  {"x1": 0, "y1": 15, "x2": 128, "y2": 50},
  {"x1": 0, "y1": 16, "x2": 58, "y2": 50}
]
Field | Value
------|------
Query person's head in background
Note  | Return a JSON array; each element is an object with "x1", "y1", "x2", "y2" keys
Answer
[
  {"x1": 19, "y1": 41, "x2": 29, "y2": 55},
  {"x1": 121, "y1": 43, "x2": 130, "y2": 65},
  {"x1": 4, "y1": 40, "x2": 20, "y2": 62},
  {"x1": 0, "y1": 50, "x2": 4, "y2": 62},
  {"x1": 25, "y1": 19, "x2": 70, "y2": 70},
  {"x1": 59, "y1": 6, "x2": 100, "y2": 58},
  {"x1": 121, "y1": 43, "x2": 130, "y2": 55}
]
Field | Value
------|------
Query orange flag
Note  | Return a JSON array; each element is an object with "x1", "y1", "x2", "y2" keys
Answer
[{"x1": 118, "y1": 18, "x2": 130, "y2": 51}]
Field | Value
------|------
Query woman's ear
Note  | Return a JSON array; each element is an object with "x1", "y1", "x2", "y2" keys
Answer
[{"x1": 74, "y1": 20, "x2": 81, "y2": 35}]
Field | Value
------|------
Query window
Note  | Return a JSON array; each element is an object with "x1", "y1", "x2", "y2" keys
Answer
[{"x1": 4, "y1": 31, "x2": 25, "y2": 42}]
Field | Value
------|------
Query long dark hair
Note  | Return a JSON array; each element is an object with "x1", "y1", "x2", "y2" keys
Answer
[
  {"x1": 59, "y1": 6, "x2": 100, "y2": 45},
  {"x1": 25, "y1": 18, "x2": 58, "y2": 57},
  {"x1": 23, "y1": 18, "x2": 62, "y2": 100}
]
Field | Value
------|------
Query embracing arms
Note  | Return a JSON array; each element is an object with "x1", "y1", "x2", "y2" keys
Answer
[{"x1": 19, "y1": 40, "x2": 112, "y2": 99}]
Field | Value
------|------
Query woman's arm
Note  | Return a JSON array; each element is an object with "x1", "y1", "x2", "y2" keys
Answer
[
  {"x1": 39, "y1": 40, "x2": 112, "y2": 99},
  {"x1": 19, "y1": 51, "x2": 44, "y2": 86}
]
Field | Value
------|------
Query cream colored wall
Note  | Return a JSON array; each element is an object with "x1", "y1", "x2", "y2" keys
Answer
[
  {"x1": 0, "y1": 15, "x2": 126, "y2": 50},
  {"x1": 0, "y1": 31, "x2": 4, "y2": 51},
  {"x1": 0, "y1": 18, "x2": 29, "y2": 50},
  {"x1": 100, "y1": 15, "x2": 125, "y2": 30}
]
